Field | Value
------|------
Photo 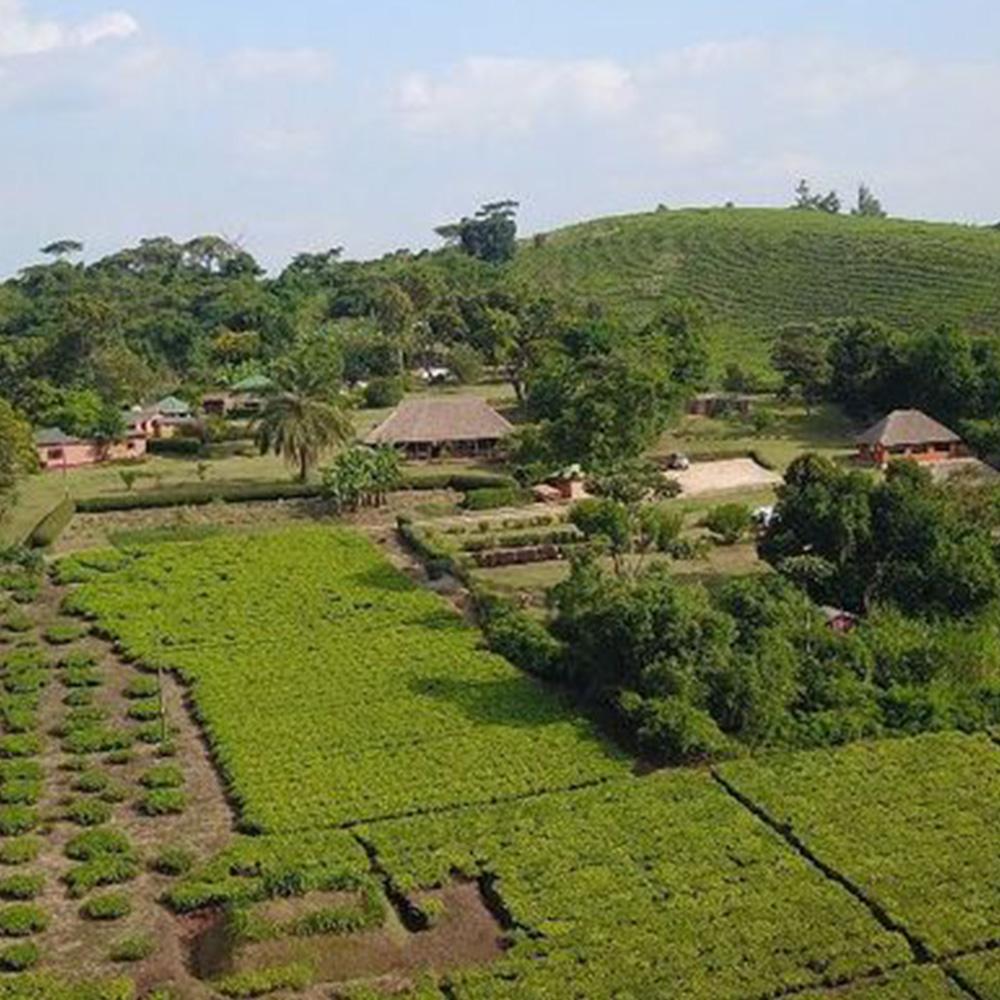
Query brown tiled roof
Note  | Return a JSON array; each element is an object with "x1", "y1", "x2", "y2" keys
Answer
[
  {"x1": 857, "y1": 409, "x2": 962, "y2": 447},
  {"x1": 365, "y1": 398, "x2": 514, "y2": 445}
]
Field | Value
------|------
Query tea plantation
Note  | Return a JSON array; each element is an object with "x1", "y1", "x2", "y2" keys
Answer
[
  {"x1": 511, "y1": 208, "x2": 1000, "y2": 372},
  {"x1": 26, "y1": 526, "x2": 998, "y2": 997}
]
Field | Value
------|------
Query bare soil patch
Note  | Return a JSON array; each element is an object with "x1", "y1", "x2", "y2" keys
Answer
[
  {"x1": 191, "y1": 880, "x2": 507, "y2": 995},
  {"x1": 670, "y1": 457, "x2": 782, "y2": 497}
]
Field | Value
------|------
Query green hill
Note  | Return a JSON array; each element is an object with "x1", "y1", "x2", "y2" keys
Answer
[{"x1": 511, "y1": 207, "x2": 1000, "y2": 374}]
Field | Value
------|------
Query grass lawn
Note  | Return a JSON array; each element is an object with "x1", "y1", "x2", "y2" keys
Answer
[
  {"x1": 471, "y1": 542, "x2": 765, "y2": 600},
  {"x1": 654, "y1": 400, "x2": 859, "y2": 471}
]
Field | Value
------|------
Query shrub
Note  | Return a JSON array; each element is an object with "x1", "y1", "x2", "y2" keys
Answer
[
  {"x1": 150, "y1": 846, "x2": 194, "y2": 877},
  {"x1": 147, "y1": 437, "x2": 201, "y2": 457},
  {"x1": 0, "y1": 904, "x2": 47, "y2": 936},
  {"x1": 123, "y1": 676, "x2": 159, "y2": 700},
  {"x1": 138, "y1": 789, "x2": 186, "y2": 816},
  {"x1": 80, "y1": 893, "x2": 131, "y2": 921},
  {"x1": 0, "y1": 762, "x2": 41, "y2": 783},
  {"x1": 62, "y1": 667, "x2": 102, "y2": 689},
  {"x1": 478, "y1": 597, "x2": 566, "y2": 681},
  {"x1": 64, "y1": 799, "x2": 112, "y2": 827},
  {"x1": 60, "y1": 650, "x2": 97, "y2": 670},
  {"x1": 100, "y1": 783, "x2": 129, "y2": 804},
  {"x1": 139, "y1": 765, "x2": 184, "y2": 790},
  {"x1": 362, "y1": 376, "x2": 405, "y2": 409},
  {"x1": 65, "y1": 856, "x2": 140, "y2": 898},
  {"x1": 105, "y1": 750, "x2": 134, "y2": 767},
  {"x1": 43, "y1": 623, "x2": 86, "y2": 645},
  {"x1": 63, "y1": 727, "x2": 132, "y2": 755},
  {"x1": 127, "y1": 699, "x2": 161, "y2": 722},
  {"x1": 65, "y1": 828, "x2": 135, "y2": 862},
  {"x1": 214, "y1": 962, "x2": 313, "y2": 998},
  {"x1": 109, "y1": 934, "x2": 154, "y2": 963},
  {"x1": 0, "y1": 807, "x2": 37, "y2": 836},
  {"x1": 0, "y1": 782, "x2": 40, "y2": 806},
  {"x1": 0, "y1": 839, "x2": 40, "y2": 865},
  {"x1": 703, "y1": 503, "x2": 753, "y2": 545},
  {"x1": 0, "y1": 874, "x2": 43, "y2": 901},
  {"x1": 0, "y1": 735, "x2": 40, "y2": 760},
  {"x1": 28, "y1": 496, "x2": 75, "y2": 549},
  {"x1": 75, "y1": 482, "x2": 323, "y2": 514},
  {"x1": 72, "y1": 770, "x2": 110, "y2": 794},
  {"x1": 1, "y1": 610, "x2": 32, "y2": 634},
  {"x1": 0, "y1": 940, "x2": 39, "y2": 970},
  {"x1": 462, "y1": 487, "x2": 530, "y2": 511}
]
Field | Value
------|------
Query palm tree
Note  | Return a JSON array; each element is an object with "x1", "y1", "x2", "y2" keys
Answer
[{"x1": 253, "y1": 391, "x2": 354, "y2": 482}]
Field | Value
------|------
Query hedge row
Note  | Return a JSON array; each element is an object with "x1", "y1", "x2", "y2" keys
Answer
[
  {"x1": 463, "y1": 487, "x2": 532, "y2": 511},
  {"x1": 76, "y1": 482, "x2": 324, "y2": 513},
  {"x1": 28, "y1": 497, "x2": 76, "y2": 549},
  {"x1": 400, "y1": 470, "x2": 518, "y2": 492}
]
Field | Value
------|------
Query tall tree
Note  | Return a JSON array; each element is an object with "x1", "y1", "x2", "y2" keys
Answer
[
  {"x1": 852, "y1": 183, "x2": 887, "y2": 218},
  {"x1": 436, "y1": 201, "x2": 519, "y2": 264}
]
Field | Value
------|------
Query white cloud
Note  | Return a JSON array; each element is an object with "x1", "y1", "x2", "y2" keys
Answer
[
  {"x1": 655, "y1": 112, "x2": 723, "y2": 160},
  {"x1": 0, "y1": 0, "x2": 137, "y2": 58},
  {"x1": 227, "y1": 47, "x2": 332, "y2": 82},
  {"x1": 654, "y1": 39, "x2": 766, "y2": 78},
  {"x1": 397, "y1": 56, "x2": 636, "y2": 133},
  {"x1": 782, "y1": 50, "x2": 916, "y2": 114}
]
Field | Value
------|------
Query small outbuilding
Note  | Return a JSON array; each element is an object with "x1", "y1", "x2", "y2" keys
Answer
[
  {"x1": 856, "y1": 409, "x2": 966, "y2": 467},
  {"x1": 365, "y1": 398, "x2": 514, "y2": 460}
]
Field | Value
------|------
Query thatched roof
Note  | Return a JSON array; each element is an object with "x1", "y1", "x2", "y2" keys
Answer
[
  {"x1": 857, "y1": 409, "x2": 962, "y2": 448},
  {"x1": 366, "y1": 398, "x2": 514, "y2": 446}
]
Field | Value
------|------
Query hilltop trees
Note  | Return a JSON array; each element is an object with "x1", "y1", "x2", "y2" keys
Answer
[
  {"x1": 852, "y1": 184, "x2": 887, "y2": 218},
  {"x1": 435, "y1": 201, "x2": 519, "y2": 263},
  {"x1": 793, "y1": 180, "x2": 841, "y2": 214}
]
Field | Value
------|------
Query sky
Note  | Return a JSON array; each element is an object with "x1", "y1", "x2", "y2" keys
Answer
[{"x1": 3, "y1": 0, "x2": 1000, "y2": 276}]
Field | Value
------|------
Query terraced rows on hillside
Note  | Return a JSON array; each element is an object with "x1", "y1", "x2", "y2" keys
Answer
[{"x1": 511, "y1": 208, "x2": 1000, "y2": 371}]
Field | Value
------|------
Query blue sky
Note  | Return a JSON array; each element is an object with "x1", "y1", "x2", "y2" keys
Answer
[{"x1": 3, "y1": 1, "x2": 1000, "y2": 275}]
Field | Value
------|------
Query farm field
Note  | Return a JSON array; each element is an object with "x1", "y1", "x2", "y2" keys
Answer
[
  {"x1": 717, "y1": 733, "x2": 1000, "y2": 957},
  {"x1": 0, "y1": 525, "x2": 995, "y2": 996},
  {"x1": 61, "y1": 527, "x2": 628, "y2": 831},
  {"x1": 510, "y1": 208, "x2": 1000, "y2": 376}
]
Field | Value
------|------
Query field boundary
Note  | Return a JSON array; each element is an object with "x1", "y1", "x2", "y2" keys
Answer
[{"x1": 711, "y1": 769, "x2": 930, "y2": 960}]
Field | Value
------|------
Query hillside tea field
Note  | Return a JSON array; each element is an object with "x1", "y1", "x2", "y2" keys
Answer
[
  {"x1": 512, "y1": 208, "x2": 1000, "y2": 372},
  {"x1": 60, "y1": 528, "x2": 628, "y2": 831}
]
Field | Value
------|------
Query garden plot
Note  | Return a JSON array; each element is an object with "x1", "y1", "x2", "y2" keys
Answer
[{"x1": 669, "y1": 457, "x2": 782, "y2": 497}]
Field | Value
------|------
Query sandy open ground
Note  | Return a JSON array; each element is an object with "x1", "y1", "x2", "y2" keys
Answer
[{"x1": 670, "y1": 458, "x2": 782, "y2": 497}]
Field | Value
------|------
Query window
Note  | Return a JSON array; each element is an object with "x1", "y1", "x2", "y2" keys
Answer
[{"x1": 47, "y1": 448, "x2": 64, "y2": 461}]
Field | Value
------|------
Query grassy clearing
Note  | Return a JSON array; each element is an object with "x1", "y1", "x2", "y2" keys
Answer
[
  {"x1": 470, "y1": 543, "x2": 766, "y2": 600},
  {"x1": 655, "y1": 400, "x2": 859, "y2": 472}
]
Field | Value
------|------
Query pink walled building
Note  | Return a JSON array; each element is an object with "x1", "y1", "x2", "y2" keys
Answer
[{"x1": 34, "y1": 428, "x2": 147, "y2": 472}]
